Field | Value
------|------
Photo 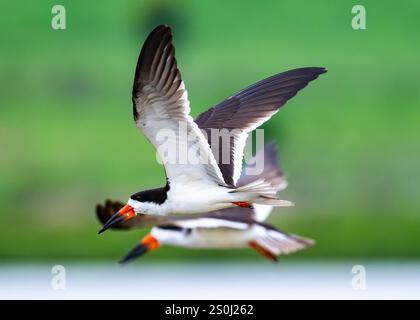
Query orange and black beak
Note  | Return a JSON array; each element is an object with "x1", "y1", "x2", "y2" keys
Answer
[
  {"x1": 119, "y1": 234, "x2": 160, "y2": 264},
  {"x1": 98, "y1": 204, "x2": 135, "y2": 234}
]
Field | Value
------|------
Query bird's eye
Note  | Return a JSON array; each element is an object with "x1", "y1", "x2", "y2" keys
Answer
[{"x1": 131, "y1": 193, "x2": 141, "y2": 201}]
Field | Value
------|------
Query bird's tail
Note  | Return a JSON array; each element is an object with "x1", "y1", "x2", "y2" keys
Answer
[
  {"x1": 230, "y1": 178, "x2": 294, "y2": 207},
  {"x1": 249, "y1": 224, "x2": 315, "y2": 261},
  {"x1": 230, "y1": 142, "x2": 292, "y2": 207}
]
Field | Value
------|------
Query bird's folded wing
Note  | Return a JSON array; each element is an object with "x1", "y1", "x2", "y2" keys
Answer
[
  {"x1": 238, "y1": 142, "x2": 287, "y2": 192},
  {"x1": 132, "y1": 25, "x2": 226, "y2": 186},
  {"x1": 195, "y1": 67, "x2": 327, "y2": 186},
  {"x1": 170, "y1": 215, "x2": 250, "y2": 230},
  {"x1": 197, "y1": 143, "x2": 287, "y2": 224},
  {"x1": 238, "y1": 142, "x2": 287, "y2": 222}
]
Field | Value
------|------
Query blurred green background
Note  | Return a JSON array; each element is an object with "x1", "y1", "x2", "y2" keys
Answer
[{"x1": 0, "y1": 0, "x2": 419, "y2": 262}]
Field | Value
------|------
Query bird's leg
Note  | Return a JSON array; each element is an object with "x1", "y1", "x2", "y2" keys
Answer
[
  {"x1": 232, "y1": 201, "x2": 253, "y2": 209},
  {"x1": 249, "y1": 241, "x2": 278, "y2": 262}
]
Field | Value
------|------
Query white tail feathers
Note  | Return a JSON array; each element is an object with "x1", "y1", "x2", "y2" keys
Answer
[
  {"x1": 255, "y1": 226, "x2": 315, "y2": 256},
  {"x1": 253, "y1": 198, "x2": 294, "y2": 207},
  {"x1": 231, "y1": 178, "x2": 294, "y2": 207}
]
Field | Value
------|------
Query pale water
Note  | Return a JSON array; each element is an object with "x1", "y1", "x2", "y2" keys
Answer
[{"x1": 1, "y1": 261, "x2": 419, "y2": 299}]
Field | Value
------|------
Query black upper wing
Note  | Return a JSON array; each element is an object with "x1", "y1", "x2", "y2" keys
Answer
[{"x1": 195, "y1": 67, "x2": 327, "y2": 186}]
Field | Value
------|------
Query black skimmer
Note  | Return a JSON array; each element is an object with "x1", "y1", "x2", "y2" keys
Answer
[
  {"x1": 98, "y1": 24, "x2": 326, "y2": 234},
  {"x1": 96, "y1": 144, "x2": 315, "y2": 263}
]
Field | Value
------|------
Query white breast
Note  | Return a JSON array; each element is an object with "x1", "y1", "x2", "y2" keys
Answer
[
  {"x1": 152, "y1": 224, "x2": 257, "y2": 249},
  {"x1": 165, "y1": 178, "x2": 232, "y2": 214}
]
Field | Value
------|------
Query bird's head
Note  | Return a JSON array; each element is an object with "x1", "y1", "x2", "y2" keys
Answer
[
  {"x1": 118, "y1": 226, "x2": 191, "y2": 264},
  {"x1": 97, "y1": 202, "x2": 135, "y2": 234},
  {"x1": 119, "y1": 233, "x2": 160, "y2": 264},
  {"x1": 98, "y1": 193, "x2": 147, "y2": 234}
]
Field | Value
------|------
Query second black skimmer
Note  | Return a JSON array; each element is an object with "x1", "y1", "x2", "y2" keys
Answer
[
  {"x1": 98, "y1": 24, "x2": 326, "y2": 234},
  {"x1": 97, "y1": 144, "x2": 315, "y2": 262},
  {"x1": 119, "y1": 206, "x2": 314, "y2": 263}
]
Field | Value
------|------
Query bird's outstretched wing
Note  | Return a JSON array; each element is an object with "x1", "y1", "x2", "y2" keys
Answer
[
  {"x1": 132, "y1": 25, "x2": 226, "y2": 186},
  {"x1": 195, "y1": 67, "x2": 327, "y2": 186}
]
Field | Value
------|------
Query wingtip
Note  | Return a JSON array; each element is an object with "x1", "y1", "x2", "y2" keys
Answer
[
  {"x1": 296, "y1": 66, "x2": 327, "y2": 76},
  {"x1": 157, "y1": 23, "x2": 170, "y2": 29},
  {"x1": 313, "y1": 67, "x2": 327, "y2": 74},
  {"x1": 142, "y1": 24, "x2": 173, "y2": 47},
  {"x1": 294, "y1": 235, "x2": 316, "y2": 247},
  {"x1": 151, "y1": 24, "x2": 172, "y2": 35}
]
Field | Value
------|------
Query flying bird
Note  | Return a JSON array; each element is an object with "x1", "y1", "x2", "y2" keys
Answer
[
  {"x1": 96, "y1": 144, "x2": 315, "y2": 263},
  {"x1": 98, "y1": 24, "x2": 326, "y2": 234},
  {"x1": 120, "y1": 206, "x2": 314, "y2": 263}
]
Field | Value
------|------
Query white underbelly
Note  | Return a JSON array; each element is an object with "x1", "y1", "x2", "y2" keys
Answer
[{"x1": 167, "y1": 180, "x2": 232, "y2": 214}]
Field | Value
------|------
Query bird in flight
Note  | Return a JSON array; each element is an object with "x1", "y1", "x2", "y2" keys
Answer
[
  {"x1": 98, "y1": 24, "x2": 326, "y2": 234},
  {"x1": 96, "y1": 144, "x2": 315, "y2": 262}
]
